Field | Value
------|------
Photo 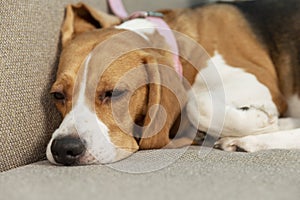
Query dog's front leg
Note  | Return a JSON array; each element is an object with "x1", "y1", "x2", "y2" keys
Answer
[{"x1": 214, "y1": 128, "x2": 300, "y2": 152}]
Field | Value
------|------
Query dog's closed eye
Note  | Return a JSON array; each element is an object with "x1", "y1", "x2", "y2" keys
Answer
[
  {"x1": 99, "y1": 90, "x2": 127, "y2": 103},
  {"x1": 51, "y1": 92, "x2": 65, "y2": 101}
]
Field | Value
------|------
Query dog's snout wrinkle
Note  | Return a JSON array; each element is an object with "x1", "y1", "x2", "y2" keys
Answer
[{"x1": 51, "y1": 136, "x2": 86, "y2": 166}]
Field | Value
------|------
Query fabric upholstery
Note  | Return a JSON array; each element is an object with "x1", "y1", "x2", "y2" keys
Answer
[{"x1": 1, "y1": 147, "x2": 300, "y2": 200}]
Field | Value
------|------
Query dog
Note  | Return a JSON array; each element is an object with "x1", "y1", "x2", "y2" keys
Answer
[{"x1": 46, "y1": 0, "x2": 300, "y2": 166}]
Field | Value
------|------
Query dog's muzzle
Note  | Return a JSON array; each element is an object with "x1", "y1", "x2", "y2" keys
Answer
[{"x1": 50, "y1": 136, "x2": 86, "y2": 165}]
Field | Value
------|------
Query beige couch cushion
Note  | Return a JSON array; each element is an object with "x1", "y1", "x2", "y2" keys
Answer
[
  {"x1": 0, "y1": 0, "x2": 207, "y2": 172},
  {"x1": 2, "y1": 147, "x2": 300, "y2": 200}
]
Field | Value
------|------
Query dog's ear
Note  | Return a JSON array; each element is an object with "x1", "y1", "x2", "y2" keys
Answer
[
  {"x1": 61, "y1": 3, "x2": 121, "y2": 47},
  {"x1": 138, "y1": 53, "x2": 187, "y2": 149}
]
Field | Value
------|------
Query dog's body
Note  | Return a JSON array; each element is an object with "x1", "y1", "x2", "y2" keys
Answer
[{"x1": 47, "y1": 0, "x2": 300, "y2": 165}]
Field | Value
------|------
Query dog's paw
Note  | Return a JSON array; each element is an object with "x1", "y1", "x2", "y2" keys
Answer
[
  {"x1": 214, "y1": 137, "x2": 247, "y2": 152},
  {"x1": 214, "y1": 136, "x2": 266, "y2": 152}
]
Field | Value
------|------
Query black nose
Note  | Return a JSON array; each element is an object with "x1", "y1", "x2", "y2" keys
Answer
[{"x1": 51, "y1": 136, "x2": 86, "y2": 166}]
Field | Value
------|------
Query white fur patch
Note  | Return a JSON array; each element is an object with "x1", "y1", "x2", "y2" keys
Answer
[
  {"x1": 47, "y1": 54, "x2": 129, "y2": 165},
  {"x1": 278, "y1": 118, "x2": 300, "y2": 130},
  {"x1": 187, "y1": 51, "x2": 279, "y2": 137},
  {"x1": 115, "y1": 18, "x2": 156, "y2": 41},
  {"x1": 286, "y1": 94, "x2": 300, "y2": 118}
]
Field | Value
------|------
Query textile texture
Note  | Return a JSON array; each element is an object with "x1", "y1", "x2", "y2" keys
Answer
[{"x1": 1, "y1": 147, "x2": 300, "y2": 200}]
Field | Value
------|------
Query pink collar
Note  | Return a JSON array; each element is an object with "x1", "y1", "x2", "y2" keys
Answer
[{"x1": 107, "y1": 0, "x2": 183, "y2": 79}]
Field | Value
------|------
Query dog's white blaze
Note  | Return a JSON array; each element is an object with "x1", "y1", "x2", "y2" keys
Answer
[
  {"x1": 115, "y1": 18, "x2": 156, "y2": 41},
  {"x1": 286, "y1": 94, "x2": 300, "y2": 118},
  {"x1": 47, "y1": 54, "x2": 121, "y2": 164},
  {"x1": 74, "y1": 54, "x2": 119, "y2": 163},
  {"x1": 76, "y1": 54, "x2": 91, "y2": 105},
  {"x1": 187, "y1": 51, "x2": 279, "y2": 137}
]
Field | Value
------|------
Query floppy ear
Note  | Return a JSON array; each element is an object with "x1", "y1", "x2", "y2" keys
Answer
[
  {"x1": 61, "y1": 3, "x2": 121, "y2": 47},
  {"x1": 138, "y1": 54, "x2": 188, "y2": 149}
]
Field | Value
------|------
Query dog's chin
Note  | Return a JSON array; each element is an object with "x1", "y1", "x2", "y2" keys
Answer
[{"x1": 79, "y1": 149, "x2": 134, "y2": 165}]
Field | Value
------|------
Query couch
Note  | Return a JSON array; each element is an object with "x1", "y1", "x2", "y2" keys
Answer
[{"x1": 1, "y1": 0, "x2": 300, "y2": 199}]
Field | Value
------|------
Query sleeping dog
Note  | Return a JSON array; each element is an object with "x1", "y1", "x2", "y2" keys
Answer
[{"x1": 47, "y1": 0, "x2": 300, "y2": 165}]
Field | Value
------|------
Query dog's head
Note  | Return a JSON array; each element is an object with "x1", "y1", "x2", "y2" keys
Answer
[{"x1": 46, "y1": 3, "x2": 187, "y2": 165}]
